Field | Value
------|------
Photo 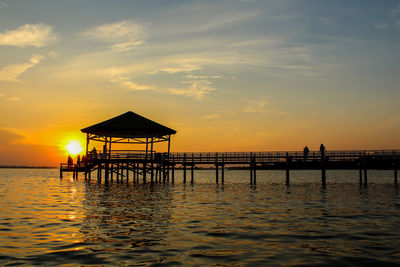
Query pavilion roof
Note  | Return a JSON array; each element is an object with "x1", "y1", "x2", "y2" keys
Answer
[{"x1": 81, "y1": 111, "x2": 176, "y2": 138}]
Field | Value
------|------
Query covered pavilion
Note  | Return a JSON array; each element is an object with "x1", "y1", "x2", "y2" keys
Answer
[
  {"x1": 81, "y1": 111, "x2": 176, "y2": 160},
  {"x1": 80, "y1": 111, "x2": 176, "y2": 182}
]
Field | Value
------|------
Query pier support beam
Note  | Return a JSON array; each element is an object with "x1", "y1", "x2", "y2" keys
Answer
[
  {"x1": 221, "y1": 164, "x2": 224, "y2": 184},
  {"x1": 253, "y1": 165, "x2": 257, "y2": 184},
  {"x1": 321, "y1": 152, "x2": 326, "y2": 186},
  {"x1": 97, "y1": 163, "x2": 102, "y2": 183},
  {"x1": 183, "y1": 164, "x2": 187, "y2": 184},
  {"x1": 191, "y1": 164, "x2": 194, "y2": 184},
  {"x1": 216, "y1": 164, "x2": 219, "y2": 184},
  {"x1": 171, "y1": 165, "x2": 175, "y2": 183},
  {"x1": 363, "y1": 168, "x2": 368, "y2": 185},
  {"x1": 126, "y1": 163, "x2": 129, "y2": 184},
  {"x1": 286, "y1": 168, "x2": 290, "y2": 186},
  {"x1": 249, "y1": 165, "x2": 253, "y2": 185}
]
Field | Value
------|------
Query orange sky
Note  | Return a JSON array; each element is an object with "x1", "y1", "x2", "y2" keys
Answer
[{"x1": 1, "y1": 0, "x2": 400, "y2": 166}]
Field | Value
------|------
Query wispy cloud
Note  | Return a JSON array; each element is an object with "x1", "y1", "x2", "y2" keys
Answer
[
  {"x1": 185, "y1": 74, "x2": 222, "y2": 79},
  {"x1": 396, "y1": 20, "x2": 400, "y2": 31},
  {"x1": 0, "y1": 23, "x2": 58, "y2": 47},
  {"x1": 0, "y1": 2, "x2": 7, "y2": 8},
  {"x1": 391, "y1": 3, "x2": 400, "y2": 16},
  {"x1": 103, "y1": 67, "x2": 152, "y2": 91},
  {"x1": 202, "y1": 113, "x2": 221, "y2": 120},
  {"x1": 83, "y1": 20, "x2": 145, "y2": 51},
  {"x1": 194, "y1": 9, "x2": 263, "y2": 32},
  {"x1": 0, "y1": 127, "x2": 30, "y2": 144},
  {"x1": 148, "y1": 64, "x2": 201, "y2": 74},
  {"x1": 0, "y1": 93, "x2": 22, "y2": 101},
  {"x1": 242, "y1": 99, "x2": 286, "y2": 115},
  {"x1": 0, "y1": 55, "x2": 45, "y2": 82},
  {"x1": 319, "y1": 17, "x2": 335, "y2": 27},
  {"x1": 6, "y1": 97, "x2": 22, "y2": 101},
  {"x1": 373, "y1": 22, "x2": 388, "y2": 30},
  {"x1": 169, "y1": 79, "x2": 215, "y2": 99}
]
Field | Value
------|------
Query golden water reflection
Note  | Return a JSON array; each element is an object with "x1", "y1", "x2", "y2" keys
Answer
[{"x1": 0, "y1": 169, "x2": 400, "y2": 265}]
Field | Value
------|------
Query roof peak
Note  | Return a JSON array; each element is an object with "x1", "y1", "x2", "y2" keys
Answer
[{"x1": 81, "y1": 111, "x2": 176, "y2": 138}]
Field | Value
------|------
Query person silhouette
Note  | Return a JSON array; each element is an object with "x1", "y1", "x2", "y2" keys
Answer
[
  {"x1": 320, "y1": 144, "x2": 326, "y2": 156},
  {"x1": 67, "y1": 155, "x2": 73, "y2": 168},
  {"x1": 303, "y1": 146, "x2": 309, "y2": 161}
]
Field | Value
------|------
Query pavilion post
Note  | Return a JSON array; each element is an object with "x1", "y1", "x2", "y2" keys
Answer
[
  {"x1": 143, "y1": 137, "x2": 148, "y2": 184},
  {"x1": 167, "y1": 135, "x2": 171, "y2": 158},
  {"x1": 86, "y1": 133, "x2": 89, "y2": 156},
  {"x1": 150, "y1": 137, "x2": 154, "y2": 183},
  {"x1": 167, "y1": 135, "x2": 171, "y2": 181},
  {"x1": 108, "y1": 137, "x2": 112, "y2": 159}
]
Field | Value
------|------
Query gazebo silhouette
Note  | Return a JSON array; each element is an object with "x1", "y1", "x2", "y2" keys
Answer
[{"x1": 79, "y1": 111, "x2": 176, "y2": 183}]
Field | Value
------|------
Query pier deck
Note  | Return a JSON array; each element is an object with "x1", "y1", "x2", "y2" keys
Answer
[{"x1": 60, "y1": 150, "x2": 400, "y2": 185}]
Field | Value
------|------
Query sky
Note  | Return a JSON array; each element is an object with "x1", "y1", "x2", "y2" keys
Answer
[{"x1": 0, "y1": 0, "x2": 400, "y2": 166}]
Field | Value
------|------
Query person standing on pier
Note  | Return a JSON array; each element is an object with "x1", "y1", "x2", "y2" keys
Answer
[
  {"x1": 67, "y1": 155, "x2": 73, "y2": 169},
  {"x1": 303, "y1": 146, "x2": 309, "y2": 161},
  {"x1": 77, "y1": 155, "x2": 81, "y2": 167},
  {"x1": 320, "y1": 144, "x2": 326, "y2": 156}
]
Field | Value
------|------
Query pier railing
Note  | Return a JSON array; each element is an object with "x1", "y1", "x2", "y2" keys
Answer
[
  {"x1": 60, "y1": 149, "x2": 400, "y2": 184},
  {"x1": 80, "y1": 149, "x2": 400, "y2": 164}
]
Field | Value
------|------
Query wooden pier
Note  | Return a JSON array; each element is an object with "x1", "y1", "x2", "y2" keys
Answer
[
  {"x1": 60, "y1": 149, "x2": 400, "y2": 185},
  {"x1": 60, "y1": 111, "x2": 400, "y2": 185}
]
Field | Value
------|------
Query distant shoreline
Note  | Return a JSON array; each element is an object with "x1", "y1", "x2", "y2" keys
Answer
[{"x1": 0, "y1": 166, "x2": 56, "y2": 169}]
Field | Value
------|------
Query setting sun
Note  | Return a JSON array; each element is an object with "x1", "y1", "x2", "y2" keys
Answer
[{"x1": 65, "y1": 140, "x2": 83, "y2": 155}]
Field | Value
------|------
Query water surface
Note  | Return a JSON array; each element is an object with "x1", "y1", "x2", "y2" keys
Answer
[{"x1": 0, "y1": 169, "x2": 399, "y2": 266}]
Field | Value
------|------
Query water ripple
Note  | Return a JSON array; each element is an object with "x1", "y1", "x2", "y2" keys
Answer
[{"x1": 0, "y1": 169, "x2": 399, "y2": 265}]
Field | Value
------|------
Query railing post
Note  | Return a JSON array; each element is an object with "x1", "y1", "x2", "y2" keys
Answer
[
  {"x1": 215, "y1": 153, "x2": 219, "y2": 184},
  {"x1": 221, "y1": 154, "x2": 225, "y2": 184},
  {"x1": 183, "y1": 153, "x2": 187, "y2": 184},
  {"x1": 249, "y1": 152, "x2": 253, "y2": 185},
  {"x1": 286, "y1": 152, "x2": 290, "y2": 186}
]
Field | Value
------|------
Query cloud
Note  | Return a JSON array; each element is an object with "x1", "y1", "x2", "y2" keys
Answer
[
  {"x1": 149, "y1": 64, "x2": 201, "y2": 74},
  {"x1": 202, "y1": 113, "x2": 221, "y2": 120},
  {"x1": 319, "y1": 17, "x2": 335, "y2": 27},
  {"x1": 83, "y1": 20, "x2": 145, "y2": 51},
  {"x1": 391, "y1": 4, "x2": 400, "y2": 16},
  {"x1": 0, "y1": 2, "x2": 7, "y2": 8},
  {"x1": 194, "y1": 9, "x2": 263, "y2": 32},
  {"x1": 0, "y1": 54, "x2": 45, "y2": 82},
  {"x1": 0, "y1": 127, "x2": 30, "y2": 145},
  {"x1": 373, "y1": 22, "x2": 388, "y2": 30},
  {"x1": 103, "y1": 67, "x2": 152, "y2": 91},
  {"x1": 6, "y1": 97, "x2": 22, "y2": 101},
  {"x1": 242, "y1": 100, "x2": 286, "y2": 115},
  {"x1": 185, "y1": 74, "x2": 222, "y2": 79},
  {"x1": 169, "y1": 79, "x2": 215, "y2": 99},
  {"x1": 0, "y1": 23, "x2": 58, "y2": 47},
  {"x1": 396, "y1": 20, "x2": 400, "y2": 30},
  {"x1": 0, "y1": 93, "x2": 22, "y2": 101}
]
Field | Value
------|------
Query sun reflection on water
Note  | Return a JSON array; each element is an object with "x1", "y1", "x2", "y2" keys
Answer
[{"x1": 0, "y1": 169, "x2": 400, "y2": 266}]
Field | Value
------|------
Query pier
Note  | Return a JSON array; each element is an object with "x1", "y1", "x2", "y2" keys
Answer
[{"x1": 60, "y1": 111, "x2": 400, "y2": 185}]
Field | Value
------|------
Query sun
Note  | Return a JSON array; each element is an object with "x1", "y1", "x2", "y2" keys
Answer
[{"x1": 65, "y1": 140, "x2": 83, "y2": 155}]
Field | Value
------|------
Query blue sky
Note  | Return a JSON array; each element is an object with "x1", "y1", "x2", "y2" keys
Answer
[{"x1": 0, "y1": 0, "x2": 399, "y2": 165}]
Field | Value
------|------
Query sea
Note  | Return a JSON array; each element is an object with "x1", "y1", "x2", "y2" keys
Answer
[{"x1": 0, "y1": 168, "x2": 399, "y2": 266}]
